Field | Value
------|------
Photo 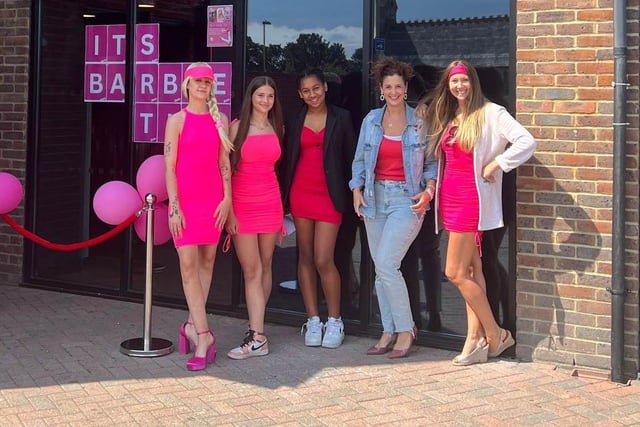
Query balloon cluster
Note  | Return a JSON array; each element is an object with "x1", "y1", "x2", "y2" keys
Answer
[
  {"x1": 0, "y1": 156, "x2": 170, "y2": 246},
  {"x1": 93, "y1": 155, "x2": 171, "y2": 245}
]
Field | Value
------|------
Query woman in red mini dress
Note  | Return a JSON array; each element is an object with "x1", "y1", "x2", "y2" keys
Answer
[
  {"x1": 282, "y1": 69, "x2": 356, "y2": 349},
  {"x1": 225, "y1": 76, "x2": 285, "y2": 360},
  {"x1": 422, "y1": 60, "x2": 535, "y2": 366}
]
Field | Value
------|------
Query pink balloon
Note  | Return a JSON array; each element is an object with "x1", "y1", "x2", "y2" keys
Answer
[
  {"x1": 134, "y1": 203, "x2": 171, "y2": 245},
  {"x1": 136, "y1": 155, "x2": 168, "y2": 202},
  {"x1": 93, "y1": 181, "x2": 142, "y2": 225},
  {"x1": 0, "y1": 173, "x2": 23, "y2": 214}
]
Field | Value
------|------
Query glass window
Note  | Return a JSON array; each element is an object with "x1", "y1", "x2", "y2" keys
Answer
[
  {"x1": 373, "y1": 0, "x2": 512, "y2": 336},
  {"x1": 30, "y1": 0, "x2": 129, "y2": 290},
  {"x1": 247, "y1": 0, "x2": 365, "y2": 323}
]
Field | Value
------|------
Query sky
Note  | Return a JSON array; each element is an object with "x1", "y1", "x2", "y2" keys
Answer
[{"x1": 247, "y1": 0, "x2": 509, "y2": 56}]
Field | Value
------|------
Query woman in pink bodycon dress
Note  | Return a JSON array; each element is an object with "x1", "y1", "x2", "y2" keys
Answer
[
  {"x1": 164, "y1": 62, "x2": 233, "y2": 371},
  {"x1": 421, "y1": 60, "x2": 535, "y2": 366},
  {"x1": 225, "y1": 76, "x2": 284, "y2": 360}
]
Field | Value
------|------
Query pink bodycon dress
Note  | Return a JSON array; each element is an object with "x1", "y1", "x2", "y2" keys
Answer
[
  {"x1": 290, "y1": 127, "x2": 341, "y2": 224},
  {"x1": 439, "y1": 124, "x2": 480, "y2": 233},
  {"x1": 232, "y1": 133, "x2": 284, "y2": 234},
  {"x1": 173, "y1": 109, "x2": 224, "y2": 247}
]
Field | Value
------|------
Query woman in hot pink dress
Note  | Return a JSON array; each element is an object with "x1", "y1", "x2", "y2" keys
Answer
[
  {"x1": 225, "y1": 76, "x2": 284, "y2": 360},
  {"x1": 164, "y1": 62, "x2": 233, "y2": 371},
  {"x1": 422, "y1": 60, "x2": 535, "y2": 366}
]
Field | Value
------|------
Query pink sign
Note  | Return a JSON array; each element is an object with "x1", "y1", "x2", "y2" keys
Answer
[
  {"x1": 207, "y1": 5, "x2": 233, "y2": 47},
  {"x1": 85, "y1": 24, "x2": 126, "y2": 102},
  {"x1": 135, "y1": 63, "x2": 159, "y2": 102},
  {"x1": 139, "y1": 62, "x2": 233, "y2": 143},
  {"x1": 136, "y1": 24, "x2": 160, "y2": 63},
  {"x1": 158, "y1": 63, "x2": 184, "y2": 103},
  {"x1": 85, "y1": 25, "x2": 108, "y2": 62},
  {"x1": 107, "y1": 25, "x2": 127, "y2": 62},
  {"x1": 84, "y1": 24, "x2": 233, "y2": 142},
  {"x1": 211, "y1": 62, "x2": 232, "y2": 105},
  {"x1": 134, "y1": 103, "x2": 159, "y2": 143}
]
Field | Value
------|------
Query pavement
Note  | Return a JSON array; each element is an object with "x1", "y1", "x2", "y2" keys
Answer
[{"x1": 1, "y1": 285, "x2": 639, "y2": 427}]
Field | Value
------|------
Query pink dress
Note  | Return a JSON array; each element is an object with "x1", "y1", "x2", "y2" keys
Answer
[
  {"x1": 232, "y1": 133, "x2": 284, "y2": 234},
  {"x1": 290, "y1": 127, "x2": 341, "y2": 224},
  {"x1": 173, "y1": 109, "x2": 224, "y2": 247},
  {"x1": 439, "y1": 124, "x2": 480, "y2": 233}
]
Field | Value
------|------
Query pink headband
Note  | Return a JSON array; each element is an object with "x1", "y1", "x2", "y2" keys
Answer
[
  {"x1": 185, "y1": 65, "x2": 214, "y2": 80},
  {"x1": 448, "y1": 64, "x2": 468, "y2": 79}
]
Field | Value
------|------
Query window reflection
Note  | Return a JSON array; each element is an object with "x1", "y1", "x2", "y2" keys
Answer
[
  {"x1": 374, "y1": 0, "x2": 511, "y2": 336},
  {"x1": 247, "y1": 0, "x2": 364, "y2": 323}
]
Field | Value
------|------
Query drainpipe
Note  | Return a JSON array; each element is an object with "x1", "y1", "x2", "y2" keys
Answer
[{"x1": 611, "y1": 0, "x2": 628, "y2": 384}]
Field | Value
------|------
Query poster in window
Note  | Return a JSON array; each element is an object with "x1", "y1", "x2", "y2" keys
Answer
[{"x1": 207, "y1": 5, "x2": 233, "y2": 47}]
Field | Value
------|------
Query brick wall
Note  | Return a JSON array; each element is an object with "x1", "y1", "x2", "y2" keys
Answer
[
  {"x1": 515, "y1": 0, "x2": 640, "y2": 376},
  {"x1": 0, "y1": 1, "x2": 30, "y2": 286}
]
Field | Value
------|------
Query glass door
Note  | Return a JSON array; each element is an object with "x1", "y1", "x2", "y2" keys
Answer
[
  {"x1": 373, "y1": 0, "x2": 513, "y2": 344},
  {"x1": 246, "y1": 0, "x2": 366, "y2": 325}
]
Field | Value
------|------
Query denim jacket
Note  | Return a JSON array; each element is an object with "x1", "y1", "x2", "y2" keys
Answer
[{"x1": 349, "y1": 103, "x2": 438, "y2": 219}]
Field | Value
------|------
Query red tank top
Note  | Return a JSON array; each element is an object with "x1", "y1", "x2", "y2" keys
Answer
[{"x1": 374, "y1": 135, "x2": 405, "y2": 181}]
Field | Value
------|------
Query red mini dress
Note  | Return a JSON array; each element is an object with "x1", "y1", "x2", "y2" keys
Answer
[
  {"x1": 439, "y1": 124, "x2": 480, "y2": 233},
  {"x1": 232, "y1": 133, "x2": 284, "y2": 234},
  {"x1": 173, "y1": 109, "x2": 224, "y2": 248},
  {"x1": 290, "y1": 127, "x2": 341, "y2": 224}
]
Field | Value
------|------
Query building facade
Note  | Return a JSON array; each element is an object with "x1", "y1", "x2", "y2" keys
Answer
[{"x1": 0, "y1": 0, "x2": 638, "y2": 381}]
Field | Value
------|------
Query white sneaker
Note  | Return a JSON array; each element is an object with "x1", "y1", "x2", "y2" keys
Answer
[
  {"x1": 227, "y1": 329, "x2": 269, "y2": 360},
  {"x1": 301, "y1": 316, "x2": 323, "y2": 347},
  {"x1": 322, "y1": 317, "x2": 345, "y2": 348}
]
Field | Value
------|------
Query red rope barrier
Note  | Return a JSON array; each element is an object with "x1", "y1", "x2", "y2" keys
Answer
[{"x1": 1, "y1": 212, "x2": 140, "y2": 251}]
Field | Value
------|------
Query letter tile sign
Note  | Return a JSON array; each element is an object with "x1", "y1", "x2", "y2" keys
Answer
[{"x1": 84, "y1": 24, "x2": 232, "y2": 143}]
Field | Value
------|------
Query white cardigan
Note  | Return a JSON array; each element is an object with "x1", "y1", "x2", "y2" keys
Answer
[{"x1": 435, "y1": 102, "x2": 536, "y2": 231}]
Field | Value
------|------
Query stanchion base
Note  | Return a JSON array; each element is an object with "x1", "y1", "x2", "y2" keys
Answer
[{"x1": 120, "y1": 338, "x2": 174, "y2": 357}]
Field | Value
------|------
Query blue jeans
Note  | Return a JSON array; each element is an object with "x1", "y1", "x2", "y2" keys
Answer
[{"x1": 364, "y1": 180, "x2": 423, "y2": 333}]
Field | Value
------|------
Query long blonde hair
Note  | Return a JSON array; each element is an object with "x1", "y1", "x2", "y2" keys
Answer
[
  {"x1": 421, "y1": 60, "x2": 487, "y2": 158},
  {"x1": 181, "y1": 62, "x2": 233, "y2": 152}
]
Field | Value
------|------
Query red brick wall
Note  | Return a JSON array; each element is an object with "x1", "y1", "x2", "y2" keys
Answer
[
  {"x1": 0, "y1": 1, "x2": 29, "y2": 286},
  {"x1": 515, "y1": 1, "x2": 639, "y2": 375}
]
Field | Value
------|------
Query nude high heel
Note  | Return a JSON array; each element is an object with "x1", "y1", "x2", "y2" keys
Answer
[{"x1": 452, "y1": 339, "x2": 489, "y2": 366}]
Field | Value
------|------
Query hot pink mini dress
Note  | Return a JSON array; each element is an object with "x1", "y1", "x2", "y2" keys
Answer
[
  {"x1": 173, "y1": 109, "x2": 224, "y2": 248},
  {"x1": 439, "y1": 124, "x2": 480, "y2": 233},
  {"x1": 290, "y1": 127, "x2": 341, "y2": 224},
  {"x1": 232, "y1": 133, "x2": 284, "y2": 234}
]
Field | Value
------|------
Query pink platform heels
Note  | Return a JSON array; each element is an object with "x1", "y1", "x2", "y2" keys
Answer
[
  {"x1": 186, "y1": 330, "x2": 217, "y2": 371},
  {"x1": 178, "y1": 320, "x2": 195, "y2": 354}
]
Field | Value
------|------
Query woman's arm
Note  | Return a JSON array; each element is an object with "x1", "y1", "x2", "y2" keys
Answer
[
  {"x1": 164, "y1": 112, "x2": 185, "y2": 239},
  {"x1": 492, "y1": 106, "x2": 536, "y2": 172},
  {"x1": 349, "y1": 118, "x2": 368, "y2": 191},
  {"x1": 225, "y1": 121, "x2": 240, "y2": 234},
  {"x1": 214, "y1": 113, "x2": 232, "y2": 230}
]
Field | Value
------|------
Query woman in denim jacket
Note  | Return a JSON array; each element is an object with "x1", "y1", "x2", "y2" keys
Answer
[{"x1": 349, "y1": 58, "x2": 437, "y2": 359}]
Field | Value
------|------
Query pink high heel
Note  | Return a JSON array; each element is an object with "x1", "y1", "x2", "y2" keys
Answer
[
  {"x1": 186, "y1": 330, "x2": 217, "y2": 371},
  {"x1": 178, "y1": 320, "x2": 195, "y2": 354}
]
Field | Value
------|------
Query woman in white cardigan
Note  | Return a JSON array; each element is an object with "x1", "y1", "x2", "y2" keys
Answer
[{"x1": 420, "y1": 60, "x2": 536, "y2": 365}]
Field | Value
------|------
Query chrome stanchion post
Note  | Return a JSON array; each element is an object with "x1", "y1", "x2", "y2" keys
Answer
[{"x1": 120, "y1": 193, "x2": 174, "y2": 357}]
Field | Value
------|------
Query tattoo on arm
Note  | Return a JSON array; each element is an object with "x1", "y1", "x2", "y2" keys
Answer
[
  {"x1": 220, "y1": 165, "x2": 230, "y2": 182},
  {"x1": 164, "y1": 141, "x2": 172, "y2": 156},
  {"x1": 169, "y1": 196, "x2": 179, "y2": 218}
]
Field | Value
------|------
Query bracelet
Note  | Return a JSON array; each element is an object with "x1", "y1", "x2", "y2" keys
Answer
[{"x1": 425, "y1": 187, "x2": 434, "y2": 199}]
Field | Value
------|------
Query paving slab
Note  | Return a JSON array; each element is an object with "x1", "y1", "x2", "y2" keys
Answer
[{"x1": 0, "y1": 285, "x2": 638, "y2": 426}]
